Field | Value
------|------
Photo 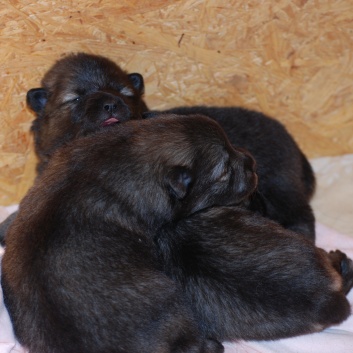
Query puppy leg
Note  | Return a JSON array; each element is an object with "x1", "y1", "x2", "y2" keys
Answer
[
  {"x1": 328, "y1": 250, "x2": 353, "y2": 294},
  {"x1": 157, "y1": 207, "x2": 352, "y2": 341}
]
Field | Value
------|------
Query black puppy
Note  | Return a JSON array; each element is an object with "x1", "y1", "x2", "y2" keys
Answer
[
  {"x1": 2, "y1": 114, "x2": 351, "y2": 352},
  {"x1": 157, "y1": 106, "x2": 316, "y2": 240},
  {"x1": 2, "y1": 114, "x2": 236, "y2": 353},
  {"x1": 157, "y1": 206, "x2": 353, "y2": 341},
  {"x1": 28, "y1": 52, "x2": 148, "y2": 174},
  {"x1": 0, "y1": 53, "x2": 148, "y2": 246}
]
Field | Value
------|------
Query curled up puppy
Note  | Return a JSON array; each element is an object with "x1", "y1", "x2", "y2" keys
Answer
[
  {"x1": 1, "y1": 114, "x2": 228, "y2": 353},
  {"x1": 28, "y1": 52, "x2": 148, "y2": 174},
  {"x1": 2, "y1": 114, "x2": 352, "y2": 352}
]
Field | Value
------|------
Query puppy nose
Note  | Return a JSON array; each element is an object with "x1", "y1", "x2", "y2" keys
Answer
[{"x1": 103, "y1": 102, "x2": 118, "y2": 113}]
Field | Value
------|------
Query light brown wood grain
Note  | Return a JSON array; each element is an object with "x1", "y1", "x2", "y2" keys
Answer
[{"x1": 0, "y1": 0, "x2": 352, "y2": 204}]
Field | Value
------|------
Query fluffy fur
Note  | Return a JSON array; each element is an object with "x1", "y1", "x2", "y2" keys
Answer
[
  {"x1": 2, "y1": 114, "x2": 351, "y2": 352},
  {"x1": 1, "y1": 55, "x2": 316, "y2": 246},
  {"x1": 155, "y1": 106, "x2": 316, "y2": 240},
  {"x1": 28, "y1": 52, "x2": 148, "y2": 174},
  {"x1": 2, "y1": 113, "x2": 255, "y2": 353},
  {"x1": 157, "y1": 206, "x2": 353, "y2": 341}
]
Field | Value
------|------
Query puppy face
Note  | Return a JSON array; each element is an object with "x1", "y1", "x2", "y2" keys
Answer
[
  {"x1": 27, "y1": 52, "x2": 148, "y2": 173},
  {"x1": 154, "y1": 122, "x2": 258, "y2": 217},
  {"x1": 60, "y1": 113, "x2": 258, "y2": 227},
  {"x1": 143, "y1": 114, "x2": 257, "y2": 215}
]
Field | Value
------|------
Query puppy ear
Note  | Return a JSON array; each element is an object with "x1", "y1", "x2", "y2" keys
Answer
[
  {"x1": 165, "y1": 166, "x2": 193, "y2": 200},
  {"x1": 128, "y1": 73, "x2": 145, "y2": 94},
  {"x1": 26, "y1": 88, "x2": 48, "y2": 113}
]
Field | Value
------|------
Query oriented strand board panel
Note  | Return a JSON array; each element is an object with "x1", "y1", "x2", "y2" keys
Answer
[{"x1": 0, "y1": 0, "x2": 353, "y2": 205}]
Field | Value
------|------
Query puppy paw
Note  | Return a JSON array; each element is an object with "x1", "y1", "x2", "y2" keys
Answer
[{"x1": 329, "y1": 250, "x2": 353, "y2": 294}]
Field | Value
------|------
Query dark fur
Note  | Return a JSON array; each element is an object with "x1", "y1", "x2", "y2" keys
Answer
[
  {"x1": 156, "y1": 206, "x2": 353, "y2": 341},
  {"x1": 2, "y1": 114, "x2": 351, "y2": 351},
  {"x1": 3, "y1": 114, "x2": 256, "y2": 353},
  {"x1": 28, "y1": 52, "x2": 148, "y2": 174},
  {"x1": 1, "y1": 57, "x2": 316, "y2": 246},
  {"x1": 0, "y1": 53, "x2": 148, "y2": 245},
  {"x1": 153, "y1": 106, "x2": 316, "y2": 240}
]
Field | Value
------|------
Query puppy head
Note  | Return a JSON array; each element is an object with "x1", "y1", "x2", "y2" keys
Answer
[
  {"x1": 141, "y1": 114, "x2": 258, "y2": 217},
  {"x1": 66, "y1": 113, "x2": 258, "y2": 225},
  {"x1": 27, "y1": 52, "x2": 148, "y2": 173}
]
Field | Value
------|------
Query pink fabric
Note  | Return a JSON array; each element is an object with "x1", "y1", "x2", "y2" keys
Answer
[
  {"x1": 1, "y1": 219, "x2": 353, "y2": 353},
  {"x1": 0, "y1": 207, "x2": 17, "y2": 225}
]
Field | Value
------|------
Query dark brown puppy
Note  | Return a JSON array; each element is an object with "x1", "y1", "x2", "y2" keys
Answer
[
  {"x1": 0, "y1": 53, "x2": 148, "y2": 246},
  {"x1": 27, "y1": 52, "x2": 148, "y2": 174},
  {"x1": 154, "y1": 106, "x2": 316, "y2": 240},
  {"x1": 3, "y1": 113, "x2": 256, "y2": 353},
  {"x1": 2, "y1": 114, "x2": 352, "y2": 352}
]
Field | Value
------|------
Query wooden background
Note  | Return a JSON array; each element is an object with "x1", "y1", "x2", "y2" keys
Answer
[{"x1": 0, "y1": 0, "x2": 352, "y2": 205}]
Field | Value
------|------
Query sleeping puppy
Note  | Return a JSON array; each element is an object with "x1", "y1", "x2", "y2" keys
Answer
[
  {"x1": 1, "y1": 114, "x2": 233, "y2": 353},
  {"x1": 0, "y1": 53, "x2": 148, "y2": 246},
  {"x1": 28, "y1": 52, "x2": 148, "y2": 174},
  {"x1": 156, "y1": 207, "x2": 353, "y2": 341},
  {"x1": 2, "y1": 114, "x2": 352, "y2": 351},
  {"x1": 156, "y1": 106, "x2": 316, "y2": 241}
]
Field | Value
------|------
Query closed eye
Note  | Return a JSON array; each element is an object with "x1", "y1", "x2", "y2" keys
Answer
[
  {"x1": 62, "y1": 93, "x2": 81, "y2": 104},
  {"x1": 120, "y1": 86, "x2": 134, "y2": 97}
]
